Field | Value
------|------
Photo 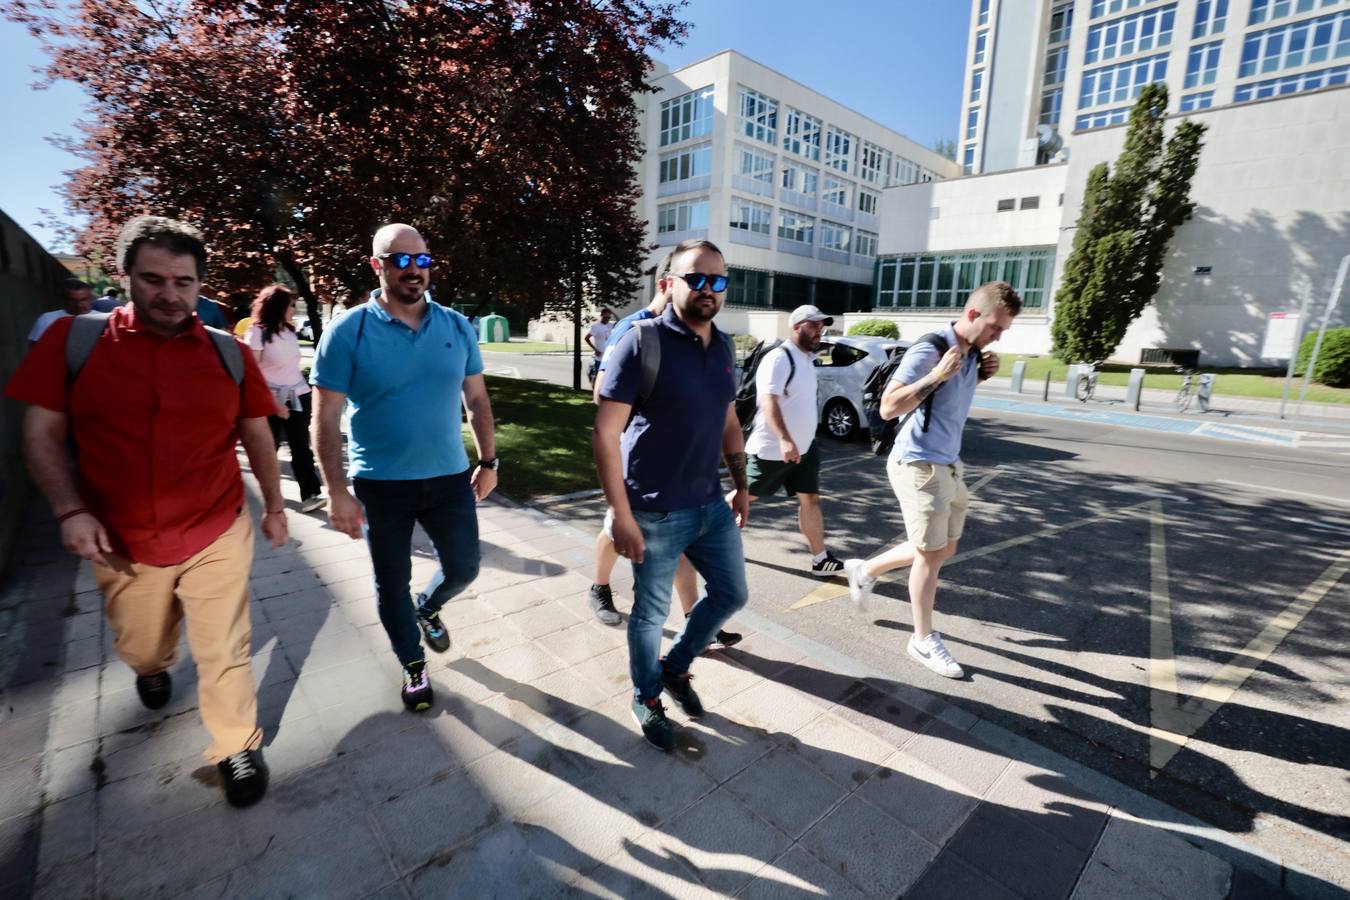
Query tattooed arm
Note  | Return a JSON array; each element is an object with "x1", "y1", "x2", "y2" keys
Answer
[
  {"x1": 879, "y1": 346, "x2": 966, "y2": 420},
  {"x1": 722, "y1": 404, "x2": 750, "y2": 527}
]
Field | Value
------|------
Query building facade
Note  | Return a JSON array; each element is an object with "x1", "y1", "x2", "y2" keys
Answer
[{"x1": 633, "y1": 50, "x2": 959, "y2": 337}]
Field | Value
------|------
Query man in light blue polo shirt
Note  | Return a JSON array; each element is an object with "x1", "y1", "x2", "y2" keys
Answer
[
  {"x1": 312, "y1": 223, "x2": 498, "y2": 712},
  {"x1": 844, "y1": 282, "x2": 1020, "y2": 679}
]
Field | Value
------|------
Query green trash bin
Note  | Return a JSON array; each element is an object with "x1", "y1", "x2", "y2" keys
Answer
[{"x1": 478, "y1": 314, "x2": 508, "y2": 344}]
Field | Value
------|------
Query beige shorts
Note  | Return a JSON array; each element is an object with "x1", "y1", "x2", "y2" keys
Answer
[
  {"x1": 602, "y1": 508, "x2": 615, "y2": 541},
  {"x1": 889, "y1": 459, "x2": 968, "y2": 552}
]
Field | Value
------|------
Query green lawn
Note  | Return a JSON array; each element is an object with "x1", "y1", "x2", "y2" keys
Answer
[
  {"x1": 996, "y1": 355, "x2": 1350, "y2": 405},
  {"x1": 465, "y1": 376, "x2": 596, "y2": 501},
  {"x1": 479, "y1": 340, "x2": 569, "y2": 353}
]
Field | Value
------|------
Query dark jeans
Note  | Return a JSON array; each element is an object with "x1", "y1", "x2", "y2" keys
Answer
[
  {"x1": 269, "y1": 391, "x2": 322, "y2": 500},
  {"x1": 353, "y1": 471, "x2": 480, "y2": 666}
]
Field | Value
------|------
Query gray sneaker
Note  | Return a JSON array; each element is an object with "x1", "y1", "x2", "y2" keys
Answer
[
  {"x1": 908, "y1": 632, "x2": 965, "y2": 679},
  {"x1": 844, "y1": 558, "x2": 876, "y2": 611},
  {"x1": 588, "y1": 584, "x2": 622, "y2": 626}
]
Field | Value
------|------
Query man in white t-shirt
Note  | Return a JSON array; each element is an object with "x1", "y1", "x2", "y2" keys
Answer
[
  {"x1": 584, "y1": 308, "x2": 614, "y2": 385},
  {"x1": 734, "y1": 304, "x2": 844, "y2": 577},
  {"x1": 27, "y1": 279, "x2": 95, "y2": 345}
]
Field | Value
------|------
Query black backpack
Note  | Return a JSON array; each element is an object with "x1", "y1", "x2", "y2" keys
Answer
[
  {"x1": 733, "y1": 339, "x2": 795, "y2": 437},
  {"x1": 864, "y1": 332, "x2": 950, "y2": 456}
]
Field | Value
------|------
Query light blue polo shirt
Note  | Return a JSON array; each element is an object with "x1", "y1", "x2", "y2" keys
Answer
[
  {"x1": 312, "y1": 293, "x2": 483, "y2": 480},
  {"x1": 888, "y1": 322, "x2": 980, "y2": 466}
]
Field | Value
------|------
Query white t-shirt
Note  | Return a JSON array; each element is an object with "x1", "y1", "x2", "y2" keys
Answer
[
  {"x1": 245, "y1": 325, "x2": 309, "y2": 393},
  {"x1": 586, "y1": 322, "x2": 614, "y2": 359},
  {"x1": 745, "y1": 341, "x2": 818, "y2": 460},
  {"x1": 27, "y1": 310, "x2": 72, "y2": 343}
]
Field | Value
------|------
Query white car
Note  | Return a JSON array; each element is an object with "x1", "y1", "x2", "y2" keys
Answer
[{"x1": 812, "y1": 335, "x2": 911, "y2": 440}]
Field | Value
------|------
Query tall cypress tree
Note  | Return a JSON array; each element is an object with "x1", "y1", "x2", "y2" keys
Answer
[{"x1": 1051, "y1": 84, "x2": 1207, "y2": 363}]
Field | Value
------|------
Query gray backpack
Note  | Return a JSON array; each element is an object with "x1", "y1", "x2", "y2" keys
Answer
[{"x1": 65, "y1": 312, "x2": 245, "y2": 391}]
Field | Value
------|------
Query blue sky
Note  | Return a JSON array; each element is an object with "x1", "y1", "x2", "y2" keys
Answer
[{"x1": 0, "y1": 0, "x2": 969, "y2": 252}]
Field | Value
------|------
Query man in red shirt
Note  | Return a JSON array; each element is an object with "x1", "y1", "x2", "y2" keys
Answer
[{"x1": 5, "y1": 216, "x2": 287, "y2": 808}]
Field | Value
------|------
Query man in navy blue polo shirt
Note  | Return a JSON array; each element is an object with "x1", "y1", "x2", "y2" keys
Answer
[
  {"x1": 595, "y1": 238, "x2": 750, "y2": 751},
  {"x1": 311, "y1": 223, "x2": 498, "y2": 712}
]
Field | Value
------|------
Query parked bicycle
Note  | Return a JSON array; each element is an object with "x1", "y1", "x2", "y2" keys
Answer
[
  {"x1": 1175, "y1": 367, "x2": 1199, "y2": 411},
  {"x1": 1075, "y1": 362, "x2": 1099, "y2": 403}
]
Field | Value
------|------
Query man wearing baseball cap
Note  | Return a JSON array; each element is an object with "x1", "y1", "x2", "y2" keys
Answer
[{"x1": 735, "y1": 304, "x2": 844, "y2": 577}]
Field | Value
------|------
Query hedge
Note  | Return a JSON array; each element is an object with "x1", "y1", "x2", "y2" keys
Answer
[
  {"x1": 847, "y1": 319, "x2": 900, "y2": 339},
  {"x1": 1296, "y1": 328, "x2": 1350, "y2": 388}
]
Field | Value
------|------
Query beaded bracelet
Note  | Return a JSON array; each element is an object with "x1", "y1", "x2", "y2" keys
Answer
[{"x1": 56, "y1": 508, "x2": 90, "y2": 524}]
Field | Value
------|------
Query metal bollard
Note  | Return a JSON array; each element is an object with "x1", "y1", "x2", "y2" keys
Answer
[
  {"x1": 1042, "y1": 371, "x2": 1051, "y2": 401},
  {"x1": 1064, "y1": 364, "x2": 1081, "y2": 399},
  {"x1": 1126, "y1": 367, "x2": 1145, "y2": 411},
  {"x1": 1011, "y1": 360, "x2": 1026, "y2": 394},
  {"x1": 1198, "y1": 374, "x2": 1215, "y2": 413}
]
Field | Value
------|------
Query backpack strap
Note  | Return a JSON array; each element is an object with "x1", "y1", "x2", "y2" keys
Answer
[
  {"x1": 781, "y1": 343, "x2": 796, "y2": 392},
  {"x1": 204, "y1": 326, "x2": 245, "y2": 386},
  {"x1": 635, "y1": 319, "x2": 662, "y2": 407},
  {"x1": 65, "y1": 313, "x2": 112, "y2": 389},
  {"x1": 917, "y1": 333, "x2": 949, "y2": 433}
]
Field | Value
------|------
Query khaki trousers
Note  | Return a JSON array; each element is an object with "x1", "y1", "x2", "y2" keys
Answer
[{"x1": 94, "y1": 512, "x2": 261, "y2": 763}]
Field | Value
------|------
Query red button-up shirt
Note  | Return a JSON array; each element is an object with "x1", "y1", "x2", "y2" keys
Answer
[{"x1": 6, "y1": 306, "x2": 277, "y2": 565}]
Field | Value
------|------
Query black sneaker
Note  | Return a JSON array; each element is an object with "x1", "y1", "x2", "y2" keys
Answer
[
  {"x1": 715, "y1": 630, "x2": 743, "y2": 648},
  {"x1": 810, "y1": 552, "x2": 845, "y2": 578},
  {"x1": 218, "y1": 749, "x2": 268, "y2": 807},
  {"x1": 135, "y1": 671, "x2": 172, "y2": 710},
  {"x1": 588, "y1": 583, "x2": 622, "y2": 626},
  {"x1": 416, "y1": 608, "x2": 451, "y2": 653},
  {"x1": 659, "y1": 660, "x2": 704, "y2": 718},
  {"x1": 631, "y1": 696, "x2": 674, "y2": 751},
  {"x1": 401, "y1": 660, "x2": 433, "y2": 712}
]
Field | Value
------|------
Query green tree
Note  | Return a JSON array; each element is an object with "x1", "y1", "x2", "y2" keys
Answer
[
  {"x1": 1051, "y1": 84, "x2": 1206, "y2": 363},
  {"x1": 932, "y1": 137, "x2": 957, "y2": 161}
]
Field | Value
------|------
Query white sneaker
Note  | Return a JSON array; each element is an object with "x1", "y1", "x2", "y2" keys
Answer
[
  {"x1": 843, "y1": 559, "x2": 876, "y2": 611},
  {"x1": 300, "y1": 495, "x2": 326, "y2": 513},
  {"x1": 908, "y1": 632, "x2": 964, "y2": 679}
]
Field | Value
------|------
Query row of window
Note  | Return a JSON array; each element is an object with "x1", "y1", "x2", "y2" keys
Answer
[
  {"x1": 1185, "y1": 41, "x2": 1222, "y2": 88},
  {"x1": 1085, "y1": 5, "x2": 1176, "y2": 65},
  {"x1": 1179, "y1": 90, "x2": 1215, "y2": 110},
  {"x1": 659, "y1": 86, "x2": 714, "y2": 147},
  {"x1": 1238, "y1": 10, "x2": 1350, "y2": 79},
  {"x1": 1249, "y1": 0, "x2": 1343, "y2": 26},
  {"x1": 1076, "y1": 105, "x2": 1133, "y2": 129},
  {"x1": 660, "y1": 195, "x2": 878, "y2": 257},
  {"x1": 875, "y1": 250, "x2": 1053, "y2": 311},
  {"x1": 1080, "y1": 53, "x2": 1168, "y2": 109},
  {"x1": 1090, "y1": 0, "x2": 1150, "y2": 19},
  {"x1": 1234, "y1": 61, "x2": 1348, "y2": 99}
]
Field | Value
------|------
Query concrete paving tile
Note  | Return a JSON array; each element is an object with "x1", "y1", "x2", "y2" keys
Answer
[
  {"x1": 1088, "y1": 812, "x2": 1232, "y2": 900},
  {"x1": 39, "y1": 742, "x2": 99, "y2": 802},
  {"x1": 34, "y1": 790, "x2": 96, "y2": 873},
  {"x1": 571, "y1": 828, "x2": 718, "y2": 899},
  {"x1": 230, "y1": 761, "x2": 371, "y2": 857},
  {"x1": 341, "y1": 723, "x2": 460, "y2": 805},
  {"x1": 901, "y1": 719, "x2": 1011, "y2": 796},
  {"x1": 367, "y1": 764, "x2": 503, "y2": 874},
  {"x1": 315, "y1": 693, "x2": 421, "y2": 753},
  {"x1": 561, "y1": 645, "x2": 633, "y2": 701},
  {"x1": 515, "y1": 781, "x2": 650, "y2": 883},
  {"x1": 646, "y1": 787, "x2": 792, "y2": 895},
  {"x1": 417, "y1": 656, "x2": 497, "y2": 704},
  {"x1": 799, "y1": 794, "x2": 938, "y2": 899},
  {"x1": 97, "y1": 714, "x2": 205, "y2": 785},
  {"x1": 295, "y1": 654, "x2": 389, "y2": 711},
  {"x1": 99, "y1": 805, "x2": 249, "y2": 898},
  {"x1": 1070, "y1": 859, "x2": 1171, "y2": 900},
  {"x1": 96, "y1": 754, "x2": 222, "y2": 835},
  {"x1": 434, "y1": 594, "x2": 501, "y2": 629},
  {"x1": 535, "y1": 621, "x2": 628, "y2": 669},
  {"x1": 356, "y1": 882, "x2": 410, "y2": 900},
  {"x1": 260, "y1": 716, "x2": 338, "y2": 782},
  {"x1": 32, "y1": 859, "x2": 93, "y2": 900},
  {"x1": 738, "y1": 845, "x2": 869, "y2": 900},
  {"x1": 0, "y1": 707, "x2": 47, "y2": 769},
  {"x1": 904, "y1": 850, "x2": 1023, "y2": 900},
  {"x1": 61, "y1": 635, "x2": 102, "y2": 672},
  {"x1": 525, "y1": 570, "x2": 594, "y2": 604},
  {"x1": 317, "y1": 557, "x2": 380, "y2": 587},
  {"x1": 464, "y1": 733, "x2": 593, "y2": 818},
  {"x1": 986, "y1": 760, "x2": 1110, "y2": 853},
  {"x1": 673, "y1": 712, "x2": 779, "y2": 785},
  {"x1": 723, "y1": 746, "x2": 851, "y2": 840},
  {"x1": 601, "y1": 745, "x2": 717, "y2": 831},
  {"x1": 475, "y1": 683, "x2": 573, "y2": 738},
  {"x1": 683, "y1": 655, "x2": 766, "y2": 708},
  {"x1": 784, "y1": 712, "x2": 894, "y2": 790},
  {"x1": 62, "y1": 611, "x2": 101, "y2": 643},
  {"x1": 945, "y1": 802, "x2": 1088, "y2": 900},
  {"x1": 282, "y1": 628, "x2": 379, "y2": 675},
  {"x1": 528, "y1": 666, "x2": 609, "y2": 712},
  {"x1": 856, "y1": 751, "x2": 980, "y2": 847},
  {"x1": 716, "y1": 678, "x2": 825, "y2": 737},
  {"x1": 408, "y1": 821, "x2": 565, "y2": 897},
  {"x1": 422, "y1": 696, "x2": 532, "y2": 766},
  {"x1": 0, "y1": 815, "x2": 37, "y2": 888},
  {"x1": 203, "y1": 816, "x2": 397, "y2": 900},
  {"x1": 452, "y1": 616, "x2": 531, "y2": 659},
  {"x1": 538, "y1": 695, "x2": 647, "y2": 769},
  {"x1": 251, "y1": 569, "x2": 322, "y2": 602},
  {"x1": 713, "y1": 631, "x2": 804, "y2": 680},
  {"x1": 254, "y1": 679, "x2": 316, "y2": 736},
  {"x1": 506, "y1": 600, "x2": 585, "y2": 639},
  {"x1": 771, "y1": 661, "x2": 863, "y2": 707},
  {"x1": 830, "y1": 682, "x2": 931, "y2": 751},
  {"x1": 476, "y1": 640, "x2": 568, "y2": 686},
  {"x1": 1, "y1": 679, "x2": 60, "y2": 722}
]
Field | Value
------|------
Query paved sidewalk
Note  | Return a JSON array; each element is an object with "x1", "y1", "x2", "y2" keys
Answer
[{"x1": 0, "y1": 477, "x2": 1295, "y2": 898}]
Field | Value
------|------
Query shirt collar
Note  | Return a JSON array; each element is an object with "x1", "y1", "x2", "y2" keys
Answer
[
  {"x1": 367, "y1": 289, "x2": 439, "y2": 329},
  {"x1": 659, "y1": 303, "x2": 724, "y2": 344},
  {"x1": 114, "y1": 304, "x2": 210, "y2": 343}
]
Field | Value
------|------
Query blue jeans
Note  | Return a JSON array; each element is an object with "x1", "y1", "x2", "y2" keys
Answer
[
  {"x1": 629, "y1": 498, "x2": 748, "y2": 702},
  {"x1": 353, "y1": 472, "x2": 480, "y2": 666}
]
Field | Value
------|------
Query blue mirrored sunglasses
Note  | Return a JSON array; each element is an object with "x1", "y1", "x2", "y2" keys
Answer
[
  {"x1": 378, "y1": 252, "x2": 433, "y2": 270},
  {"x1": 676, "y1": 272, "x2": 728, "y2": 293}
]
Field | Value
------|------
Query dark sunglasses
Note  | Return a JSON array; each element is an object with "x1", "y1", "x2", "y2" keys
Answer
[
  {"x1": 378, "y1": 252, "x2": 434, "y2": 270},
  {"x1": 676, "y1": 272, "x2": 729, "y2": 293}
]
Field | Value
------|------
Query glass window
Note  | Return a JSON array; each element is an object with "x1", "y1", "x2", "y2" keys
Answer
[
  {"x1": 893, "y1": 156, "x2": 919, "y2": 185},
  {"x1": 824, "y1": 126, "x2": 856, "y2": 172},
  {"x1": 1076, "y1": 105, "x2": 1133, "y2": 128},
  {"x1": 1250, "y1": 0, "x2": 1339, "y2": 26},
  {"x1": 1238, "y1": 11, "x2": 1349, "y2": 79},
  {"x1": 877, "y1": 249, "x2": 1055, "y2": 310},
  {"x1": 1179, "y1": 90, "x2": 1215, "y2": 110},
  {"x1": 966, "y1": 108, "x2": 980, "y2": 140},
  {"x1": 820, "y1": 220, "x2": 851, "y2": 252},
  {"x1": 859, "y1": 142, "x2": 886, "y2": 183},
  {"x1": 1090, "y1": 0, "x2": 1149, "y2": 18},
  {"x1": 963, "y1": 145, "x2": 976, "y2": 174},
  {"x1": 735, "y1": 144, "x2": 775, "y2": 183},
  {"x1": 778, "y1": 211, "x2": 815, "y2": 245},
  {"x1": 1185, "y1": 42, "x2": 1222, "y2": 89},
  {"x1": 782, "y1": 107, "x2": 822, "y2": 161},
  {"x1": 1049, "y1": 4, "x2": 1074, "y2": 43},
  {"x1": 974, "y1": 30, "x2": 988, "y2": 65},
  {"x1": 1193, "y1": 0, "x2": 1228, "y2": 38},
  {"x1": 659, "y1": 86, "x2": 714, "y2": 147},
  {"x1": 1079, "y1": 53, "x2": 1168, "y2": 109},
  {"x1": 658, "y1": 143, "x2": 712, "y2": 184},
  {"x1": 729, "y1": 197, "x2": 773, "y2": 235},
  {"x1": 858, "y1": 189, "x2": 880, "y2": 216},
  {"x1": 970, "y1": 69, "x2": 985, "y2": 102},
  {"x1": 822, "y1": 176, "x2": 851, "y2": 207},
  {"x1": 855, "y1": 230, "x2": 878, "y2": 258},
  {"x1": 1039, "y1": 88, "x2": 1064, "y2": 126},
  {"x1": 1234, "y1": 62, "x2": 1349, "y2": 101},
  {"x1": 979, "y1": 0, "x2": 990, "y2": 26},
  {"x1": 1085, "y1": 5, "x2": 1176, "y2": 63},
  {"x1": 728, "y1": 268, "x2": 771, "y2": 307},
  {"x1": 738, "y1": 87, "x2": 778, "y2": 145},
  {"x1": 656, "y1": 198, "x2": 710, "y2": 234},
  {"x1": 1045, "y1": 46, "x2": 1069, "y2": 85}
]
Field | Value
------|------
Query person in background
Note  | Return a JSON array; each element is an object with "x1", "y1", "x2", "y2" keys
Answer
[
  {"x1": 195, "y1": 294, "x2": 229, "y2": 329},
  {"x1": 244, "y1": 285, "x2": 325, "y2": 513},
  {"x1": 92, "y1": 286, "x2": 122, "y2": 312},
  {"x1": 27, "y1": 278, "x2": 94, "y2": 345}
]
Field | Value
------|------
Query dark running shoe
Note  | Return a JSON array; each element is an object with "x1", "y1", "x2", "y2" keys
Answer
[
  {"x1": 218, "y1": 749, "x2": 268, "y2": 808},
  {"x1": 631, "y1": 696, "x2": 674, "y2": 751},
  {"x1": 660, "y1": 660, "x2": 704, "y2": 718},
  {"x1": 810, "y1": 552, "x2": 845, "y2": 578},
  {"x1": 401, "y1": 660, "x2": 434, "y2": 712},
  {"x1": 135, "y1": 671, "x2": 172, "y2": 710},
  {"x1": 588, "y1": 583, "x2": 622, "y2": 627},
  {"x1": 417, "y1": 609, "x2": 451, "y2": 653},
  {"x1": 715, "y1": 630, "x2": 743, "y2": 649}
]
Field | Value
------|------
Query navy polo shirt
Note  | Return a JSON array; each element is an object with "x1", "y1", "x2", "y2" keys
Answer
[
  {"x1": 311, "y1": 293, "x2": 483, "y2": 480},
  {"x1": 600, "y1": 305, "x2": 736, "y2": 512}
]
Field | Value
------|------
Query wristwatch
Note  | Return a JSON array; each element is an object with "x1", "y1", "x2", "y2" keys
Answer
[{"x1": 478, "y1": 457, "x2": 500, "y2": 471}]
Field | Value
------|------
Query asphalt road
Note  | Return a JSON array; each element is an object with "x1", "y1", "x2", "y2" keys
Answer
[{"x1": 528, "y1": 394, "x2": 1350, "y2": 896}]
